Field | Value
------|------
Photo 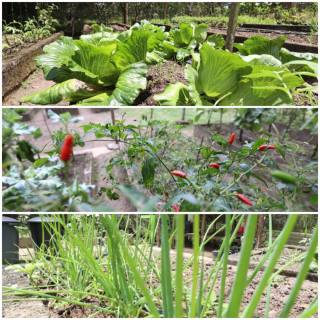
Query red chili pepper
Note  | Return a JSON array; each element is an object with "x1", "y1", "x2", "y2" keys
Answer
[
  {"x1": 172, "y1": 203, "x2": 180, "y2": 212},
  {"x1": 236, "y1": 193, "x2": 253, "y2": 206},
  {"x1": 258, "y1": 144, "x2": 268, "y2": 151},
  {"x1": 237, "y1": 225, "x2": 245, "y2": 235},
  {"x1": 171, "y1": 170, "x2": 187, "y2": 179},
  {"x1": 259, "y1": 144, "x2": 276, "y2": 151},
  {"x1": 60, "y1": 134, "x2": 73, "y2": 162},
  {"x1": 208, "y1": 163, "x2": 220, "y2": 169},
  {"x1": 228, "y1": 132, "x2": 236, "y2": 145}
]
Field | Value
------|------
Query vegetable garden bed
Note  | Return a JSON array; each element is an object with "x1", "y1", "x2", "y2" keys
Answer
[
  {"x1": 3, "y1": 20, "x2": 317, "y2": 106},
  {"x1": 2, "y1": 32, "x2": 63, "y2": 97},
  {"x1": 2, "y1": 214, "x2": 318, "y2": 318}
]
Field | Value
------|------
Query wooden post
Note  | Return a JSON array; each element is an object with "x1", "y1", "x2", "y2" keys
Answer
[
  {"x1": 226, "y1": 3, "x2": 240, "y2": 52},
  {"x1": 123, "y1": 3, "x2": 129, "y2": 25},
  {"x1": 182, "y1": 108, "x2": 186, "y2": 121},
  {"x1": 255, "y1": 214, "x2": 265, "y2": 248}
]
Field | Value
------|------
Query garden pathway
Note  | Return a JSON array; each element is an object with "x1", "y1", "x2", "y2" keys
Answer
[{"x1": 2, "y1": 265, "x2": 50, "y2": 318}]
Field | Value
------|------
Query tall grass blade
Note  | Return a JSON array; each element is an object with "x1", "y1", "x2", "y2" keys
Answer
[
  {"x1": 101, "y1": 216, "x2": 160, "y2": 317},
  {"x1": 189, "y1": 214, "x2": 200, "y2": 318},
  {"x1": 218, "y1": 214, "x2": 231, "y2": 317},
  {"x1": 224, "y1": 214, "x2": 258, "y2": 317},
  {"x1": 160, "y1": 214, "x2": 174, "y2": 317},
  {"x1": 280, "y1": 226, "x2": 318, "y2": 317},
  {"x1": 264, "y1": 214, "x2": 273, "y2": 317},
  {"x1": 242, "y1": 214, "x2": 298, "y2": 317},
  {"x1": 175, "y1": 214, "x2": 185, "y2": 318}
]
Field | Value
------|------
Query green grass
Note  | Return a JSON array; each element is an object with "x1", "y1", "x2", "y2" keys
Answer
[
  {"x1": 120, "y1": 108, "x2": 236, "y2": 125},
  {"x1": 3, "y1": 214, "x2": 318, "y2": 318},
  {"x1": 151, "y1": 15, "x2": 277, "y2": 27}
]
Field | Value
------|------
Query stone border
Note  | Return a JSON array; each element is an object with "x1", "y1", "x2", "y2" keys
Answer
[{"x1": 2, "y1": 32, "x2": 63, "y2": 97}]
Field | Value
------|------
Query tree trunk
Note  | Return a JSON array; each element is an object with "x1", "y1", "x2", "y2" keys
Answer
[
  {"x1": 163, "y1": 3, "x2": 168, "y2": 20},
  {"x1": 255, "y1": 215, "x2": 265, "y2": 248},
  {"x1": 123, "y1": 3, "x2": 129, "y2": 25},
  {"x1": 226, "y1": 3, "x2": 240, "y2": 52}
]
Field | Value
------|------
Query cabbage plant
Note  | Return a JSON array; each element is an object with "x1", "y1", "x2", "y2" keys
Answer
[
  {"x1": 168, "y1": 22, "x2": 209, "y2": 61},
  {"x1": 21, "y1": 22, "x2": 167, "y2": 106},
  {"x1": 154, "y1": 36, "x2": 317, "y2": 106}
]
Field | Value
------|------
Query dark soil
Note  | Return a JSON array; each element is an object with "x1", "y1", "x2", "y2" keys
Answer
[
  {"x1": 136, "y1": 60, "x2": 187, "y2": 105},
  {"x1": 222, "y1": 265, "x2": 317, "y2": 318},
  {"x1": 208, "y1": 27, "x2": 318, "y2": 46}
]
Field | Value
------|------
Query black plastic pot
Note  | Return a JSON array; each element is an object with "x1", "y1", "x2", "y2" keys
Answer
[
  {"x1": 2, "y1": 216, "x2": 19, "y2": 264},
  {"x1": 28, "y1": 216, "x2": 64, "y2": 249}
]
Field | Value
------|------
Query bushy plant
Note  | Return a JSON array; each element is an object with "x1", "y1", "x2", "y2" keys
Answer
[{"x1": 3, "y1": 214, "x2": 318, "y2": 318}]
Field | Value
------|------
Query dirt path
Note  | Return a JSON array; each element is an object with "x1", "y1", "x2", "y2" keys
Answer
[
  {"x1": 3, "y1": 69, "x2": 68, "y2": 106},
  {"x1": 2, "y1": 265, "x2": 51, "y2": 318}
]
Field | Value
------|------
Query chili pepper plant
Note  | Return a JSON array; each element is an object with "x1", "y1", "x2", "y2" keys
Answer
[
  {"x1": 2, "y1": 108, "x2": 317, "y2": 212},
  {"x1": 2, "y1": 109, "x2": 104, "y2": 212},
  {"x1": 98, "y1": 110, "x2": 317, "y2": 212},
  {"x1": 3, "y1": 214, "x2": 318, "y2": 318}
]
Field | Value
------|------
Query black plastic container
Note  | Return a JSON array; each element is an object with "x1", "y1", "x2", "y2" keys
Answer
[
  {"x1": 28, "y1": 216, "x2": 64, "y2": 249},
  {"x1": 2, "y1": 216, "x2": 19, "y2": 263}
]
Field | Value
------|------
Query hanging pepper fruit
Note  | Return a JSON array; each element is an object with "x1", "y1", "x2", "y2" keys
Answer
[
  {"x1": 60, "y1": 134, "x2": 74, "y2": 162},
  {"x1": 172, "y1": 203, "x2": 181, "y2": 212},
  {"x1": 171, "y1": 170, "x2": 187, "y2": 179},
  {"x1": 271, "y1": 170, "x2": 297, "y2": 185},
  {"x1": 236, "y1": 193, "x2": 253, "y2": 206},
  {"x1": 208, "y1": 163, "x2": 220, "y2": 169},
  {"x1": 228, "y1": 132, "x2": 236, "y2": 145},
  {"x1": 258, "y1": 144, "x2": 268, "y2": 151},
  {"x1": 237, "y1": 224, "x2": 245, "y2": 236},
  {"x1": 259, "y1": 144, "x2": 276, "y2": 151}
]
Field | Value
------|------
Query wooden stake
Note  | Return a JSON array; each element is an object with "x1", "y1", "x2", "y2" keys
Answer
[{"x1": 226, "y1": 3, "x2": 240, "y2": 52}]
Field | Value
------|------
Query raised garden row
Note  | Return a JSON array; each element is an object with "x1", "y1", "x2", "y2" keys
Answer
[{"x1": 2, "y1": 32, "x2": 63, "y2": 97}]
